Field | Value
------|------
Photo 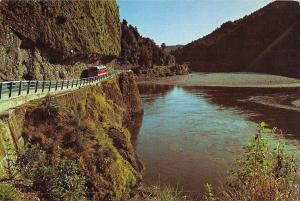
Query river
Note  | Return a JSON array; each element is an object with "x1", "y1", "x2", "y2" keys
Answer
[{"x1": 133, "y1": 84, "x2": 300, "y2": 200}]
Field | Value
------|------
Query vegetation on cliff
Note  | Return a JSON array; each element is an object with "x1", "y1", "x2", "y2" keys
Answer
[
  {"x1": 120, "y1": 19, "x2": 175, "y2": 68},
  {"x1": 16, "y1": 144, "x2": 87, "y2": 200},
  {"x1": 174, "y1": 1, "x2": 300, "y2": 78},
  {"x1": 0, "y1": 0, "x2": 121, "y2": 81},
  {"x1": 1, "y1": 0, "x2": 120, "y2": 64},
  {"x1": 133, "y1": 64, "x2": 189, "y2": 79},
  {"x1": 0, "y1": 73, "x2": 143, "y2": 201}
]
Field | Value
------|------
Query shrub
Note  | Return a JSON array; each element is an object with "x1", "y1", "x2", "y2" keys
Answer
[
  {"x1": 15, "y1": 144, "x2": 87, "y2": 201},
  {"x1": 0, "y1": 184, "x2": 21, "y2": 201},
  {"x1": 206, "y1": 122, "x2": 298, "y2": 201}
]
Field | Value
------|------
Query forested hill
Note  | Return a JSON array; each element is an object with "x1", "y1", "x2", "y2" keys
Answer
[
  {"x1": 120, "y1": 19, "x2": 175, "y2": 68},
  {"x1": 174, "y1": 1, "x2": 300, "y2": 78}
]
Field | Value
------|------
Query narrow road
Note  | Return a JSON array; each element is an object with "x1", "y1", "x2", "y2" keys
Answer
[{"x1": 0, "y1": 70, "x2": 123, "y2": 114}]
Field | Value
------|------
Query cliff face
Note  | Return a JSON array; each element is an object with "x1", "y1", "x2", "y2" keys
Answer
[
  {"x1": 174, "y1": 1, "x2": 300, "y2": 78},
  {"x1": 0, "y1": 0, "x2": 121, "y2": 81},
  {"x1": 0, "y1": 72, "x2": 143, "y2": 200}
]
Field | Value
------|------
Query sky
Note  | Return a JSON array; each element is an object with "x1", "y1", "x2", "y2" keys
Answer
[{"x1": 117, "y1": 0, "x2": 274, "y2": 46}]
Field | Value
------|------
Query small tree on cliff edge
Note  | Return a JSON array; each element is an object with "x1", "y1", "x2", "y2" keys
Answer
[{"x1": 161, "y1": 43, "x2": 166, "y2": 50}]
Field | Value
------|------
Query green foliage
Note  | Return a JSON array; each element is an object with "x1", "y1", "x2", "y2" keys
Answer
[
  {"x1": 0, "y1": 184, "x2": 21, "y2": 201},
  {"x1": 3, "y1": 138, "x2": 17, "y2": 180},
  {"x1": 16, "y1": 144, "x2": 87, "y2": 201},
  {"x1": 208, "y1": 122, "x2": 299, "y2": 201},
  {"x1": 203, "y1": 184, "x2": 216, "y2": 201},
  {"x1": 133, "y1": 64, "x2": 189, "y2": 77},
  {"x1": 21, "y1": 78, "x2": 139, "y2": 200},
  {"x1": 143, "y1": 186, "x2": 191, "y2": 201},
  {"x1": 120, "y1": 20, "x2": 175, "y2": 68}
]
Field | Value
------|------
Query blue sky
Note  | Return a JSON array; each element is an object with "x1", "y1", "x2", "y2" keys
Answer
[{"x1": 117, "y1": 0, "x2": 273, "y2": 45}]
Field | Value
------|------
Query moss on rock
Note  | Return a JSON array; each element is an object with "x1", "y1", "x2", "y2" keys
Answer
[
  {"x1": 0, "y1": 0, "x2": 121, "y2": 63},
  {"x1": 0, "y1": 0, "x2": 121, "y2": 81},
  {"x1": 17, "y1": 72, "x2": 143, "y2": 200}
]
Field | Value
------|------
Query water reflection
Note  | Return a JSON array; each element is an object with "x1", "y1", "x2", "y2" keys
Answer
[
  {"x1": 128, "y1": 112, "x2": 144, "y2": 146},
  {"x1": 184, "y1": 87, "x2": 300, "y2": 141},
  {"x1": 135, "y1": 84, "x2": 300, "y2": 199}
]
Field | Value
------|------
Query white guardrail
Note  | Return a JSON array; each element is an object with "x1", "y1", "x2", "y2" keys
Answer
[{"x1": 0, "y1": 70, "x2": 125, "y2": 101}]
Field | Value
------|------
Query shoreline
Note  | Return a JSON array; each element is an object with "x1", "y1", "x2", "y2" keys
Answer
[{"x1": 137, "y1": 72, "x2": 300, "y2": 88}]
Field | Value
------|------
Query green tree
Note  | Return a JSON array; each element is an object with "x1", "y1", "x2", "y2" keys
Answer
[{"x1": 161, "y1": 43, "x2": 166, "y2": 50}]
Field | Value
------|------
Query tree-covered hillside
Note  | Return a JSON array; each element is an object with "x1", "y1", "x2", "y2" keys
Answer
[
  {"x1": 120, "y1": 20, "x2": 175, "y2": 68},
  {"x1": 174, "y1": 1, "x2": 300, "y2": 78}
]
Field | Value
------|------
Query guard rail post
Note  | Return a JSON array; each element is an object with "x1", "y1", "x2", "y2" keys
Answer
[
  {"x1": 55, "y1": 80, "x2": 58, "y2": 91},
  {"x1": 67, "y1": 80, "x2": 69, "y2": 88},
  {"x1": 0, "y1": 83, "x2": 2, "y2": 99},
  {"x1": 61, "y1": 80, "x2": 64, "y2": 90},
  {"x1": 71, "y1": 80, "x2": 74, "y2": 88},
  {"x1": 49, "y1": 81, "x2": 51, "y2": 92},
  {"x1": 76, "y1": 79, "x2": 79, "y2": 87},
  {"x1": 8, "y1": 82, "x2": 13, "y2": 98},
  {"x1": 35, "y1": 81, "x2": 38, "y2": 93},
  {"x1": 27, "y1": 81, "x2": 30, "y2": 94},
  {"x1": 18, "y1": 81, "x2": 22, "y2": 96},
  {"x1": 42, "y1": 81, "x2": 45, "y2": 92}
]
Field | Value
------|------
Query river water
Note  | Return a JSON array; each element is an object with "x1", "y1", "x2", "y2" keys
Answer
[{"x1": 133, "y1": 84, "x2": 300, "y2": 200}]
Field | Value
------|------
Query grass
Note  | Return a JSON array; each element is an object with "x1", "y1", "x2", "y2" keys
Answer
[
  {"x1": 0, "y1": 184, "x2": 21, "y2": 201},
  {"x1": 130, "y1": 186, "x2": 191, "y2": 201},
  {"x1": 204, "y1": 122, "x2": 299, "y2": 201}
]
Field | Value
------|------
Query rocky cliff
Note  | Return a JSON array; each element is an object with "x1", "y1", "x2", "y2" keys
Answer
[
  {"x1": 174, "y1": 1, "x2": 300, "y2": 78},
  {"x1": 0, "y1": 0, "x2": 121, "y2": 81},
  {"x1": 0, "y1": 72, "x2": 143, "y2": 200}
]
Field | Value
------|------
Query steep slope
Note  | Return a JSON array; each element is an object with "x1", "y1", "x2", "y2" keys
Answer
[
  {"x1": 120, "y1": 20, "x2": 175, "y2": 68},
  {"x1": 174, "y1": 1, "x2": 300, "y2": 78},
  {"x1": 0, "y1": 72, "x2": 143, "y2": 200},
  {"x1": 0, "y1": 0, "x2": 121, "y2": 81}
]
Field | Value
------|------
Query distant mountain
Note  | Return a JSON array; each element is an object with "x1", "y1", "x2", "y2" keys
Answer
[
  {"x1": 165, "y1": 45, "x2": 184, "y2": 53},
  {"x1": 174, "y1": 1, "x2": 300, "y2": 78}
]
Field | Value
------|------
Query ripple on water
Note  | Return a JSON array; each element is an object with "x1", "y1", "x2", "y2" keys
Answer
[{"x1": 135, "y1": 85, "x2": 300, "y2": 198}]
